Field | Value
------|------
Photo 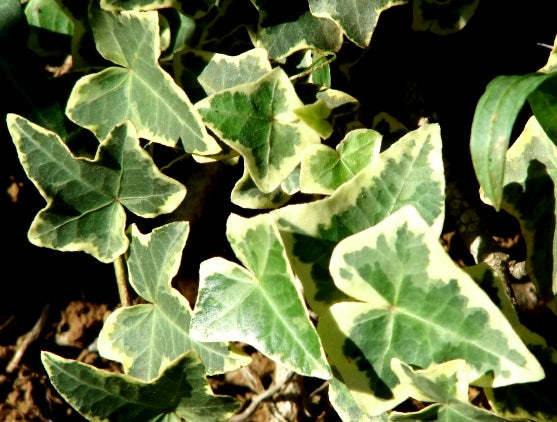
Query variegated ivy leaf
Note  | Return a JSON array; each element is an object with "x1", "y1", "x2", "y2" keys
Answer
[
  {"x1": 272, "y1": 123, "x2": 444, "y2": 314},
  {"x1": 539, "y1": 34, "x2": 557, "y2": 74},
  {"x1": 25, "y1": 0, "x2": 74, "y2": 35},
  {"x1": 300, "y1": 128, "x2": 382, "y2": 195},
  {"x1": 175, "y1": 48, "x2": 272, "y2": 102},
  {"x1": 101, "y1": 0, "x2": 218, "y2": 18},
  {"x1": 196, "y1": 67, "x2": 321, "y2": 193},
  {"x1": 501, "y1": 116, "x2": 557, "y2": 299},
  {"x1": 66, "y1": 4, "x2": 220, "y2": 155},
  {"x1": 390, "y1": 359, "x2": 507, "y2": 421},
  {"x1": 321, "y1": 206, "x2": 543, "y2": 414},
  {"x1": 6, "y1": 115, "x2": 186, "y2": 263},
  {"x1": 190, "y1": 213, "x2": 332, "y2": 379},
  {"x1": 42, "y1": 351, "x2": 240, "y2": 422},
  {"x1": 231, "y1": 162, "x2": 291, "y2": 209},
  {"x1": 411, "y1": 0, "x2": 479, "y2": 35},
  {"x1": 251, "y1": 1, "x2": 343, "y2": 59},
  {"x1": 98, "y1": 222, "x2": 249, "y2": 381},
  {"x1": 328, "y1": 378, "x2": 389, "y2": 422},
  {"x1": 308, "y1": 0, "x2": 406, "y2": 48}
]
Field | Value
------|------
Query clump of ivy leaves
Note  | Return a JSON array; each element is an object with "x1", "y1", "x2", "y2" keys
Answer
[{"x1": 3, "y1": 0, "x2": 557, "y2": 421}]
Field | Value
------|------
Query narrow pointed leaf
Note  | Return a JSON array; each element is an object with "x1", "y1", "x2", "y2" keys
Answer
[
  {"x1": 6, "y1": 115, "x2": 186, "y2": 263},
  {"x1": 324, "y1": 206, "x2": 543, "y2": 413},
  {"x1": 190, "y1": 213, "x2": 331, "y2": 379},
  {"x1": 300, "y1": 128, "x2": 382, "y2": 194},
  {"x1": 42, "y1": 351, "x2": 240, "y2": 422},
  {"x1": 196, "y1": 67, "x2": 320, "y2": 193},
  {"x1": 98, "y1": 223, "x2": 249, "y2": 380},
  {"x1": 500, "y1": 116, "x2": 557, "y2": 298},
  {"x1": 308, "y1": 0, "x2": 405, "y2": 48},
  {"x1": 66, "y1": 5, "x2": 219, "y2": 154},
  {"x1": 470, "y1": 73, "x2": 554, "y2": 209},
  {"x1": 273, "y1": 124, "x2": 444, "y2": 314}
]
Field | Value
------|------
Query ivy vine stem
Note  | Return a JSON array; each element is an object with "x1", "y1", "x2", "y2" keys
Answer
[{"x1": 114, "y1": 254, "x2": 132, "y2": 307}]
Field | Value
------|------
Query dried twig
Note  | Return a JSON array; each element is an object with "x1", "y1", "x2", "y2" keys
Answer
[
  {"x1": 229, "y1": 370, "x2": 295, "y2": 422},
  {"x1": 6, "y1": 304, "x2": 51, "y2": 374}
]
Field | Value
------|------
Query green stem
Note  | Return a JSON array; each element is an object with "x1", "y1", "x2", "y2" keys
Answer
[{"x1": 114, "y1": 255, "x2": 132, "y2": 307}]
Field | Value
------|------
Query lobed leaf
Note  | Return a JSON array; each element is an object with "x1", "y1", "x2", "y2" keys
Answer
[
  {"x1": 42, "y1": 350, "x2": 240, "y2": 422},
  {"x1": 66, "y1": 5, "x2": 219, "y2": 154},
  {"x1": 308, "y1": 0, "x2": 406, "y2": 48},
  {"x1": 196, "y1": 67, "x2": 320, "y2": 193},
  {"x1": 322, "y1": 206, "x2": 543, "y2": 414},
  {"x1": 6, "y1": 115, "x2": 186, "y2": 263},
  {"x1": 252, "y1": 1, "x2": 343, "y2": 59},
  {"x1": 300, "y1": 128, "x2": 382, "y2": 195},
  {"x1": 98, "y1": 222, "x2": 249, "y2": 380},
  {"x1": 190, "y1": 213, "x2": 331, "y2": 379},
  {"x1": 470, "y1": 73, "x2": 555, "y2": 209},
  {"x1": 273, "y1": 123, "x2": 445, "y2": 314}
]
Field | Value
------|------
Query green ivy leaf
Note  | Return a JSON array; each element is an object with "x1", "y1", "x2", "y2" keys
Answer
[
  {"x1": 273, "y1": 124, "x2": 445, "y2": 314},
  {"x1": 500, "y1": 116, "x2": 557, "y2": 298},
  {"x1": 529, "y1": 75, "x2": 557, "y2": 144},
  {"x1": 328, "y1": 378, "x2": 389, "y2": 422},
  {"x1": 190, "y1": 213, "x2": 332, "y2": 379},
  {"x1": 252, "y1": 1, "x2": 343, "y2": 59},
  {"x1": 66, "y1": 5, "x2": 220, "y2": 155},
  {"x1": 6, "y1": 115, "x2": 186, "y2": 263},
  {"x1": 470, "y1": 73, "x2": 555, "y2": 210},
  {"x1": 24, "y1": 0, "x2": 75, "y2": 35},
  {"x1": 98, "y1": 222, "x2": 249, "y2": 380},
  {"x1": 231, "y1": 162, "x2": 291, "y2": 209},
  {"x1": 322, "y1": 206, "x2": 543, "y2": 414},
  {"x1": 42, "y1": 350, "x2": 240, "y2": 422},
  {"x1": 101, "y1": 0, "x2": 218, "y2": 17},
  {"x1": 175, "y1": 47, "x2": 272, "y2": 101},
  {"x1": 196, "y1": 67, "x2": 320, "y2": 193},
  {"x1": 300, "y1": 128, "x2": 382, "y2": 195},
  {"x1": 308, "y1": 0, "x2": 405, "y2": 48},
  {"x1": 0, "y1": 0, "x2": 22, "y2": 36},
  {"x1": 411, "y1": 0, "x2": 479, "y2": 35}
]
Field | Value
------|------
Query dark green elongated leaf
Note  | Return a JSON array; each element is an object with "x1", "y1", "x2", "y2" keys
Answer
[
  {"x1": 190, "y1": 213, "x2": 332, "y2": 379},
  {"x1": 6, "y1": 115, "x2": 186, "y2": 263},
  {"x1": 66, "y1": 5, "x2": 219, "y2": 154},
  {"x1": 322, "y1": 206, "x2": 543, "y2": 414},
  {"x1": 25, "y1": 0, "x2": 75, "y2": 35},
  {"x1": 0, "y1": 0, "x2": 22, "y2": 36},
  {"x1": 42, "y1": 351, "x2": 240, "y2": 422},
  {"x1": 273, "y1": 124, "x2": 444, "y2": 314},
  {"x1": 196, "y1": 67, "x2": 320, "y2": 193},
  {"x1": 528, "y1": 75, "x2": 557, "y2": 144},
  {"x1": 500, "y1": 116, "x2": 557, "y2": 298},
  {"x1": 308, "y1": 0, "x2": 405, "y2": 48},
  {"x1": 470, "y1": 73, "x2": 554, "y2": 210},
  {"x1": 98, "y1": 222, "x2": 249, "y2": 380}
]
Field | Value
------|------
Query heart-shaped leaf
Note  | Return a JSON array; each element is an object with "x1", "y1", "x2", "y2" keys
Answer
[
  {"x1": 273, "y1": 123, "x2": 445, "y2": 314},
  {"x1": 196, "y1": 67, "x2": 320, "y2": 193},
  {"x1": 6, "y1": 115, "x2": 186, "y2": 263},
  {"x1": 66, "y1": 4, "x2": 219, "y2": 154},
  {"x1": 300, "y1": 128, "x2": 382, "y2": 194},
  {"x1": 321, "y1": 206, "x2": 543, "y2": 414},
  {"x1": 190, "y1": 213, "x2": 331, "y2": 379},
  {"x1": 42, "y1": 350, "x2": 240, "y2": 422},
  {"x1": 98, "y1": 222, "x2": 250, "y2": 380}
]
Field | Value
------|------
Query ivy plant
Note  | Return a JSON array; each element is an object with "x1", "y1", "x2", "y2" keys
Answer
[{"x1": 5, "y1": 0, "x2": 557, "y2": 420}]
